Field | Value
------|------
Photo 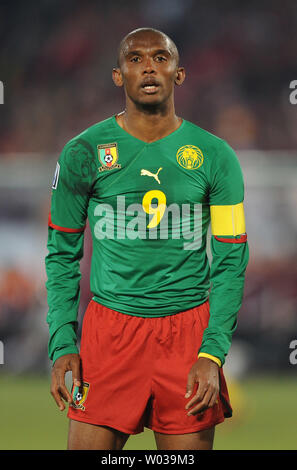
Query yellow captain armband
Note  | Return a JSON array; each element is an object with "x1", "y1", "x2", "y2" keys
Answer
[
  {"x1": 197, "y1": 352, "x2": 222, "y2": 367},
  {"x1": 210, "y1": 202, "x2": 246, "y2": 236}
]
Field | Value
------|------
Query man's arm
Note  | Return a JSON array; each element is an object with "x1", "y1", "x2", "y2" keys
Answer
[
  {"x1": 185, "y1": 140, "x2": 249, "y2": 415},
  {"x1": 46, "y1": 228, "x2": 84, "y2": 364},
  {"x1": 198, "y1": 228, "x2": 249, "y2": 365},
  {"x1": 45, "y1": 138, "x2": 95, "y2": 410}
]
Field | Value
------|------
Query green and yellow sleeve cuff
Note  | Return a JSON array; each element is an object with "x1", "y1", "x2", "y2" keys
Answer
[{"x1": 197, "y1": 352, "x2": 222, "y2": 368}]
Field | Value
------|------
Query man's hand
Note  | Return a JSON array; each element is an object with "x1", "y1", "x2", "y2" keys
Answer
[
  {"x1": 185, "y1": 357, "x2": 219, "y2": 416},
  {"x1": 51, "y1": 353, "x2": 81, "y2": 411}
]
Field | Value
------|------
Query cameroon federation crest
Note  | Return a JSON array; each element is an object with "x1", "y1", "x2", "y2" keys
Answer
[
  {"x1": 70, "y1": 382, "x2": 90, "y2": 411},
  {"x1": 98, "y1": 142, "x2": 121, "y2": 172},
  {"x1": 176, "y1": 145, "x2": 204, "y2": 170}
]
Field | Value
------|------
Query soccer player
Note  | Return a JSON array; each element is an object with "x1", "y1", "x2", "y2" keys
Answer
[{"x1": 45, "y1": 27, "x2": 249, "y2": 450}]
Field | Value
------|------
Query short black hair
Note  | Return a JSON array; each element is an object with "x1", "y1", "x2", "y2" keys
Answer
[{"x1": 116, "y1": 27, "x2": 179, "y2": 67}]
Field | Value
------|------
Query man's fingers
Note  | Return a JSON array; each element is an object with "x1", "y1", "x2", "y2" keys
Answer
[
  {"x1": 208, "y1": 389, "x2": 219, "y2": 409},
  {"x1": 196, "y1": 379, "x2": 208, "y2": 402},
  {"x1": 185, "y1": 381, "x2": 207, "y2": 409},
  {"x1": 50, "y1": 383, "x2": 65, "y2": 411},
  {"x1": 187, "y1": 387, "x2": 214, "y2": 416},
  {"x1": 51, "y1": 392, "x2": 66, "y2": 411},
  {"x1": 58, "y1": 383, "x2": 72, "y2": 403},
  {"x1": 184, "y1": 358, "x2": 220, "y2": 415},
  {"x1": 50, "y1": 354, "x2": 83, "y2": 411},
  {"x1": 53, "y1": 367, "x2": 72, "y2": 407},
  {"x1": 50, "y1": 373, "x2": 67, "y2": 411},
  {"x1": 185, "y1": 371, "x2": 196, "y2": 398},
  {"x1": 71, "y1": 356, "x2": 82, "y2": 387}
]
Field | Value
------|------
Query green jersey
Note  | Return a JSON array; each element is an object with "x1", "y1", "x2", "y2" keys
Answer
[{"x1": 45, "y1": 116, "x2": 249, "y2": 366}]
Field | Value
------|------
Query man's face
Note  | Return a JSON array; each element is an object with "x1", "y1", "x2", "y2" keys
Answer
[{"x1": 114, "y1": 32, "x2": 183, "y2": 108}]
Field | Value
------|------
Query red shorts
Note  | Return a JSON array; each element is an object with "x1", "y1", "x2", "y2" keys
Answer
[{"x1": 67, "y1": 299, "x2": 232, "y2": 435}]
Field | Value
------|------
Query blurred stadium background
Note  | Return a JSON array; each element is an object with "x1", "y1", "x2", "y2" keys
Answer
[{"x1": 0, "y1": 0, "x2": 296, "y2": 450}]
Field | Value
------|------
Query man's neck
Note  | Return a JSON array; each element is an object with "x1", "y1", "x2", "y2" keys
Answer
[{"x1": 116, "y1": 102, "x2": 182, "y2": 143}]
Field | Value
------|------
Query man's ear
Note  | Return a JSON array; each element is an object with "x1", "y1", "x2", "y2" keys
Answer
[
  {"x1": 175, "y1": 67, "x2": 186, "y2": 86},
  {"x1": 112, "y1": 68, "x2": 124, "y2": 87}
]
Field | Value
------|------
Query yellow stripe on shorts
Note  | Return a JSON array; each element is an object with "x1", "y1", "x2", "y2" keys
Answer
[{"x1": 210, "y1": 202, "x2": 246, "y2": 236}]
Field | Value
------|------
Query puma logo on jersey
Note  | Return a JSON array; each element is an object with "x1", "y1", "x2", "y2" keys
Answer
[{"x1": 141, "y1": 167, "x2": 163, "y2": 184}]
